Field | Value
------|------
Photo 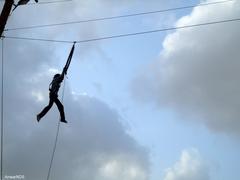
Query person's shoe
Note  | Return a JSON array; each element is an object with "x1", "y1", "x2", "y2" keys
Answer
[
  {"x1": 60, "y1": 119, "x2": 68, "y2": 123},
  {"x1": 37, "y1": 115, "x2": 41, "y2": 122}
]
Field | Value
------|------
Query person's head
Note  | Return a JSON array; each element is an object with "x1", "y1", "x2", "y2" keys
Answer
[{"x1": 53, "y1": 73, "x2": 61, "y2": 79}]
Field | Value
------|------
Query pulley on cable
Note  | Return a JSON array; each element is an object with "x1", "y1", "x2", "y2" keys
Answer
[{"x1": 37, "y1": 42, "x2": 76, "y2": 124}]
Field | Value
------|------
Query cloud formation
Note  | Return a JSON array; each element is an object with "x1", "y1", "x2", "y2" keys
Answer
[
  {"x1": 163, "y1": 149, "x2": 210, "y2": 180},
  {"x1": 0, "y1": 1, "x2": 154, "y2": 179},
  {"x1": 131, "y1": 0, "x2": 240, "y2": 134},
  {"x1": 1, "y1": 40, "x2": 149, "y2": 180}
]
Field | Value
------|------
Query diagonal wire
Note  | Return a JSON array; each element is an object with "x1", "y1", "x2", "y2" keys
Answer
[
  {"x1": 2, "y1": 36, "x2": 73, "y2": 43},
  {"x1": 46, "y1": 116, "x2": 61, "y2": 180},
  {"x1": 0, "y1": 38, "x2": 4, "y2": 180},
  {"x1": 3, "y1": 17, "x2": 240, "y2": 44},
  {"x1": 46, "y1": 72, "x2": 67, "y2": 180},
  {"x1": 4, "y1": 0, "x2": 235, "y2": 31}
]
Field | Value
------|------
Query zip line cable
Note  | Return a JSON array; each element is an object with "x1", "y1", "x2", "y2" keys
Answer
[
  {"x1": 4, "y1": 0, "x2": 235, "y2": 32},
  {"x1": 3, "y1": 36, "x2": 72, "y2": 43},
  {"x1": 3, "y1": 17, "x2": 240, "y2": 44},
  {"x1": 0, "y1": 38, "x2": 4, "y2": 180}
]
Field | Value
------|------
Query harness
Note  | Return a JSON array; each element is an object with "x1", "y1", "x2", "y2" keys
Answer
[{"x1": 49, "y1": 77, "x2": 62, "y2": 95}]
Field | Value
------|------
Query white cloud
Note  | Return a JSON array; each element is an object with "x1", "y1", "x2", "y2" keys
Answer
[
  {"x1": 2, "y1": 43, "x2": 150, "y2": 180},
  {"x1": 31, "y1": 90, "x2": 45, "y2": 102},
  {"x1": 131, "y1": 0, "x2": 240, "y2": 134},
  {"x1": 163, "y1": 149, "x2": 210, "y2": 180},
  {"x1": 99, "y1": 154, "x2": 147, "y2": 180},
  {"x1": 0, "y1": 1, "x2": 153, "y2": 178}
]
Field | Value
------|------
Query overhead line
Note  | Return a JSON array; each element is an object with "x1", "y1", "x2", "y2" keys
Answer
[
  {"x1": 4, "y1": 0, "x2": 235, "y2": 31},
  {"x1": 0, "y1": 0, "x2": 71, "y2": 3},
  {"x1": 2, "y1": 36, "x2": 72, "y2": 43},
  {"x1": 28, "y1": 0, "x2": 72, "y2": 5},
  {"x1": 2, "y1": 17, "x2": 240, "y2": 44}
]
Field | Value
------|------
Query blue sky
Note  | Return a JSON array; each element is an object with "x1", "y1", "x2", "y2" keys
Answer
[
  {"x1": 1, "y1": 0, "x2": 240, "y2": 180},
  {"x1": 60, "y1": 1, "x2": 240, "y2": 179}
]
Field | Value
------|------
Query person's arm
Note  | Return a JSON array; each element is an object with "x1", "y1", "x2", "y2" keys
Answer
[
  {"x1": 58, "y1": 43, "x2": 75, "y2": 82},
  {"x1": 62, "y1": 43, "x2": 75, "y2": 76},
  {"x1": 59, "y1": 70, "x2": 65, "y2": 82},
  {"x1": 62, "y1": 66, "x2": 67, "y2": 76}
]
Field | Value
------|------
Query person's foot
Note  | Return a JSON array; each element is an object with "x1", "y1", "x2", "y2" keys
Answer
[
  {"x1": 60, "y1": 119, "x2": 68, "y2": 123},
  {"x1": 37, "y1": 115, "x2": 41, "y2": 122}
]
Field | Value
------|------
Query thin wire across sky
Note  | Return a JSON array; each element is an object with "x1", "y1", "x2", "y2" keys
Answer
[
  {"x1": 0, "y1": 1, "x2": 238, "y2": 180},
  {"x1": 3, "y1": 17, "x2": 240, "y2": 44},
  {"x1": 4, "y1": 0, "x2": 235, "y2": 31},
  {"x1": 0, "y1": 0, "x2": 72, "y2": 3}
]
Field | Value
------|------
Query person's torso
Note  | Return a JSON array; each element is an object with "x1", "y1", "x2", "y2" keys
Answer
[{"x1": 49, "y1": 77, "x2": 62, "y2": 94}]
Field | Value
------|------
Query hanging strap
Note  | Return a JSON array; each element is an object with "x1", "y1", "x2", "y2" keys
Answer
[{"x1": 62, "y1": 42, "x2": 75, "y2": 75}]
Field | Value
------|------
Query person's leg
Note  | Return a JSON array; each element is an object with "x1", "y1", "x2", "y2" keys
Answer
[
  {"x1": 54, "y1": 98, "x2": 67, "y2": 123},
  {"x1": 37, "y1": 97, "x2": 54, "y2": 122}
]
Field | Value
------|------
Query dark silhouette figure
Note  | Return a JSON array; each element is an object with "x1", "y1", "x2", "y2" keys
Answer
[
  {"x1": 37, "y1": 72, "x2": 67, "y2": 123},
  {"x1": 37, "y1": 43, "x2": 75, "y2": 124},
  {"x1": 12, "y1": 0, "x2": 38, "y2": 12}
]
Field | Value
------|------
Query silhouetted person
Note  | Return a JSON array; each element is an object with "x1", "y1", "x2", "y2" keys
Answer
[
  {"x1": 37, "y1": 69, "x2": 67, "y2": 123},
  {"x1": 12, "y1": 0, "x2": 38, "y2": 12},
  {"x1": 37, "y1": 43, "x2": 75, "y2": 124}
]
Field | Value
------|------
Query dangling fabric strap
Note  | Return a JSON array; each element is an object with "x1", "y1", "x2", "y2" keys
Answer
[{"x1": 63, "y1": 42, "x2": 76, "y2": 75}]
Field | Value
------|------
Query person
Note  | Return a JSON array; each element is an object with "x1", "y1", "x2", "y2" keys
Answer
[
  {"x1": 37, "y1": 43, "x2": 75, "y2": 124},
  {"x1": 37, "y1": 68, "x2": 67, "y2": 123}
]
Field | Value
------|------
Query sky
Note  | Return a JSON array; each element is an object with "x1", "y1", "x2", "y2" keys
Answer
[{"x1": 0, "y1": 0, "x2": 240, "y2": 180}]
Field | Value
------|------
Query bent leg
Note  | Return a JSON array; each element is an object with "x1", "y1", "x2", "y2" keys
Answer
[
  {"x1": 37, "y1": 98, "x2": 54, "y2": 121},
  {"x1": 54, "y1": 98, "x2": 67, "y2": 123}
]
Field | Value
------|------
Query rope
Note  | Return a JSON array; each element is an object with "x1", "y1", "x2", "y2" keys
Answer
[
  {"x1": 46, "y1": 77, "x2": 67, "y2": 180},
  {"x1": 1, "y1": 38, "x2": 4, "y2": 180}
]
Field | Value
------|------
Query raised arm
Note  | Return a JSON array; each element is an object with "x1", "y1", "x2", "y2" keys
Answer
[{"x1": 61, "y1": 43, "x2": 75, "y2": 76}]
